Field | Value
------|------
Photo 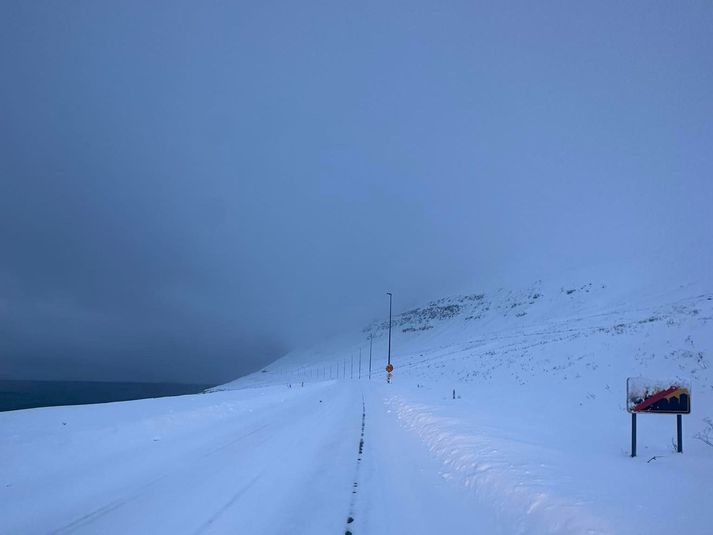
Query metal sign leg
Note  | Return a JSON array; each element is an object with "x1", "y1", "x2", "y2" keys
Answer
[{"x1": 631, "y1": 413, "x2": 637, "y2": 458}]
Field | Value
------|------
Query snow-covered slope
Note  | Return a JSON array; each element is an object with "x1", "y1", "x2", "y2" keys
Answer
[{"x1": 224, "y1": 273, "x2": 713, "y2": 403}]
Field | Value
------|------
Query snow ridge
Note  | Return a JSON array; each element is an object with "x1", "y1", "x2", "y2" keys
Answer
[{"x1": 388, "y1": 395, "x2": 612, "y2": 535}]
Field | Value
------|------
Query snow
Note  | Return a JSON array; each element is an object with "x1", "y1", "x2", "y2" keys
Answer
[
  {"x1": 2, "y1": 269, "x2": 712, "y2": 534},
  {"x1": 2, "y1": 383, "x2": 362, "y2": 534},
  {"x1": 385, "y1": 381, "x2": 709, "y2": 534}
]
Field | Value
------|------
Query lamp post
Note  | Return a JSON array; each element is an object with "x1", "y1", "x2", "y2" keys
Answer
[
  {"x1": 386, "y1": 292, "x2": 392, "y2": 366},
  {"x1": 359, "y1": 348, "x2": 362, "y2": 379}
]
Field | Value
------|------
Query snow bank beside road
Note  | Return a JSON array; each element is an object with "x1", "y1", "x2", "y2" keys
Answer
[
  {"x1": 387, "y1": 393, "x2": 612, "y2": 535},
  {"x1": 386, "y1": 384, "x2": 712, "y2": 535}
]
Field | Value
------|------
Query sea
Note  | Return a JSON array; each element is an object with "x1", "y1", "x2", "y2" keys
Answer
[{"x1": 0, "y1": 380, "x2": 214, "y2": 412}]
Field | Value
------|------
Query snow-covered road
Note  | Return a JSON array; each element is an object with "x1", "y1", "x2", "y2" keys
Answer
[
  {"x1": 3, "y1": 377, "x2": 711, "y2": 534},
  {"x1": 2, "y1": 382, "x2": 494, "y2": 534},
  {"x1": 3, "y1": 383, "x2": 356, "y2": 534}
]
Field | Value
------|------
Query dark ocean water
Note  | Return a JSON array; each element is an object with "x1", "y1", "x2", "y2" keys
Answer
[{"x1": 0, "y1": 380, "x2": 215, "y2": 412}]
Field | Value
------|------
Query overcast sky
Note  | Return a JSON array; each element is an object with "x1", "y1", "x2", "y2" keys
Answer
[{"x1": 1, "y1": 1, "x2": 712, "y2": 383}]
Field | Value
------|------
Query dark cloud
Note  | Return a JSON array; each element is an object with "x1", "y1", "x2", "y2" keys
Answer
[{"x1": 1, "y1": 1, "x2": 712, "y2": 382}]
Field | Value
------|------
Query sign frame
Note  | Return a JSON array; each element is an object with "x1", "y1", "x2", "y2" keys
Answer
[{"x1": 626, "y1": 377, "x2": 691, "y2": 457}]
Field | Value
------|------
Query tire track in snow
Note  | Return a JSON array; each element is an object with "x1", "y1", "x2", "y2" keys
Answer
[
  {"x1": 51, "y1": 474, "x2": 170, "y2": 534},
  {"x1": 201, "y1": 423, "x2": 272, "y2": 457},
  {"x1": 191, "y1": 472, "x2": 264, "y2": 534},
  {"x1": 51, "y1": 424, "x2": 272, "y2": 534},
  {"x1": 344, "y1": 394, "x2": 366, "y2": 535}
]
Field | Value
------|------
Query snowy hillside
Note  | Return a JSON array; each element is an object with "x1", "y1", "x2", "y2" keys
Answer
[
  {"x1": 2, "y1": 270, "x2": 711, "y2": 534},
  {"x1": 225, "y1": 274, "x2": 713, "y2": 402}
]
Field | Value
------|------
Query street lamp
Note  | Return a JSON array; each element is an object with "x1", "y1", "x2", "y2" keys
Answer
[{"x1": 386, "y1": 292, "x2": 392, "y2": 366}]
